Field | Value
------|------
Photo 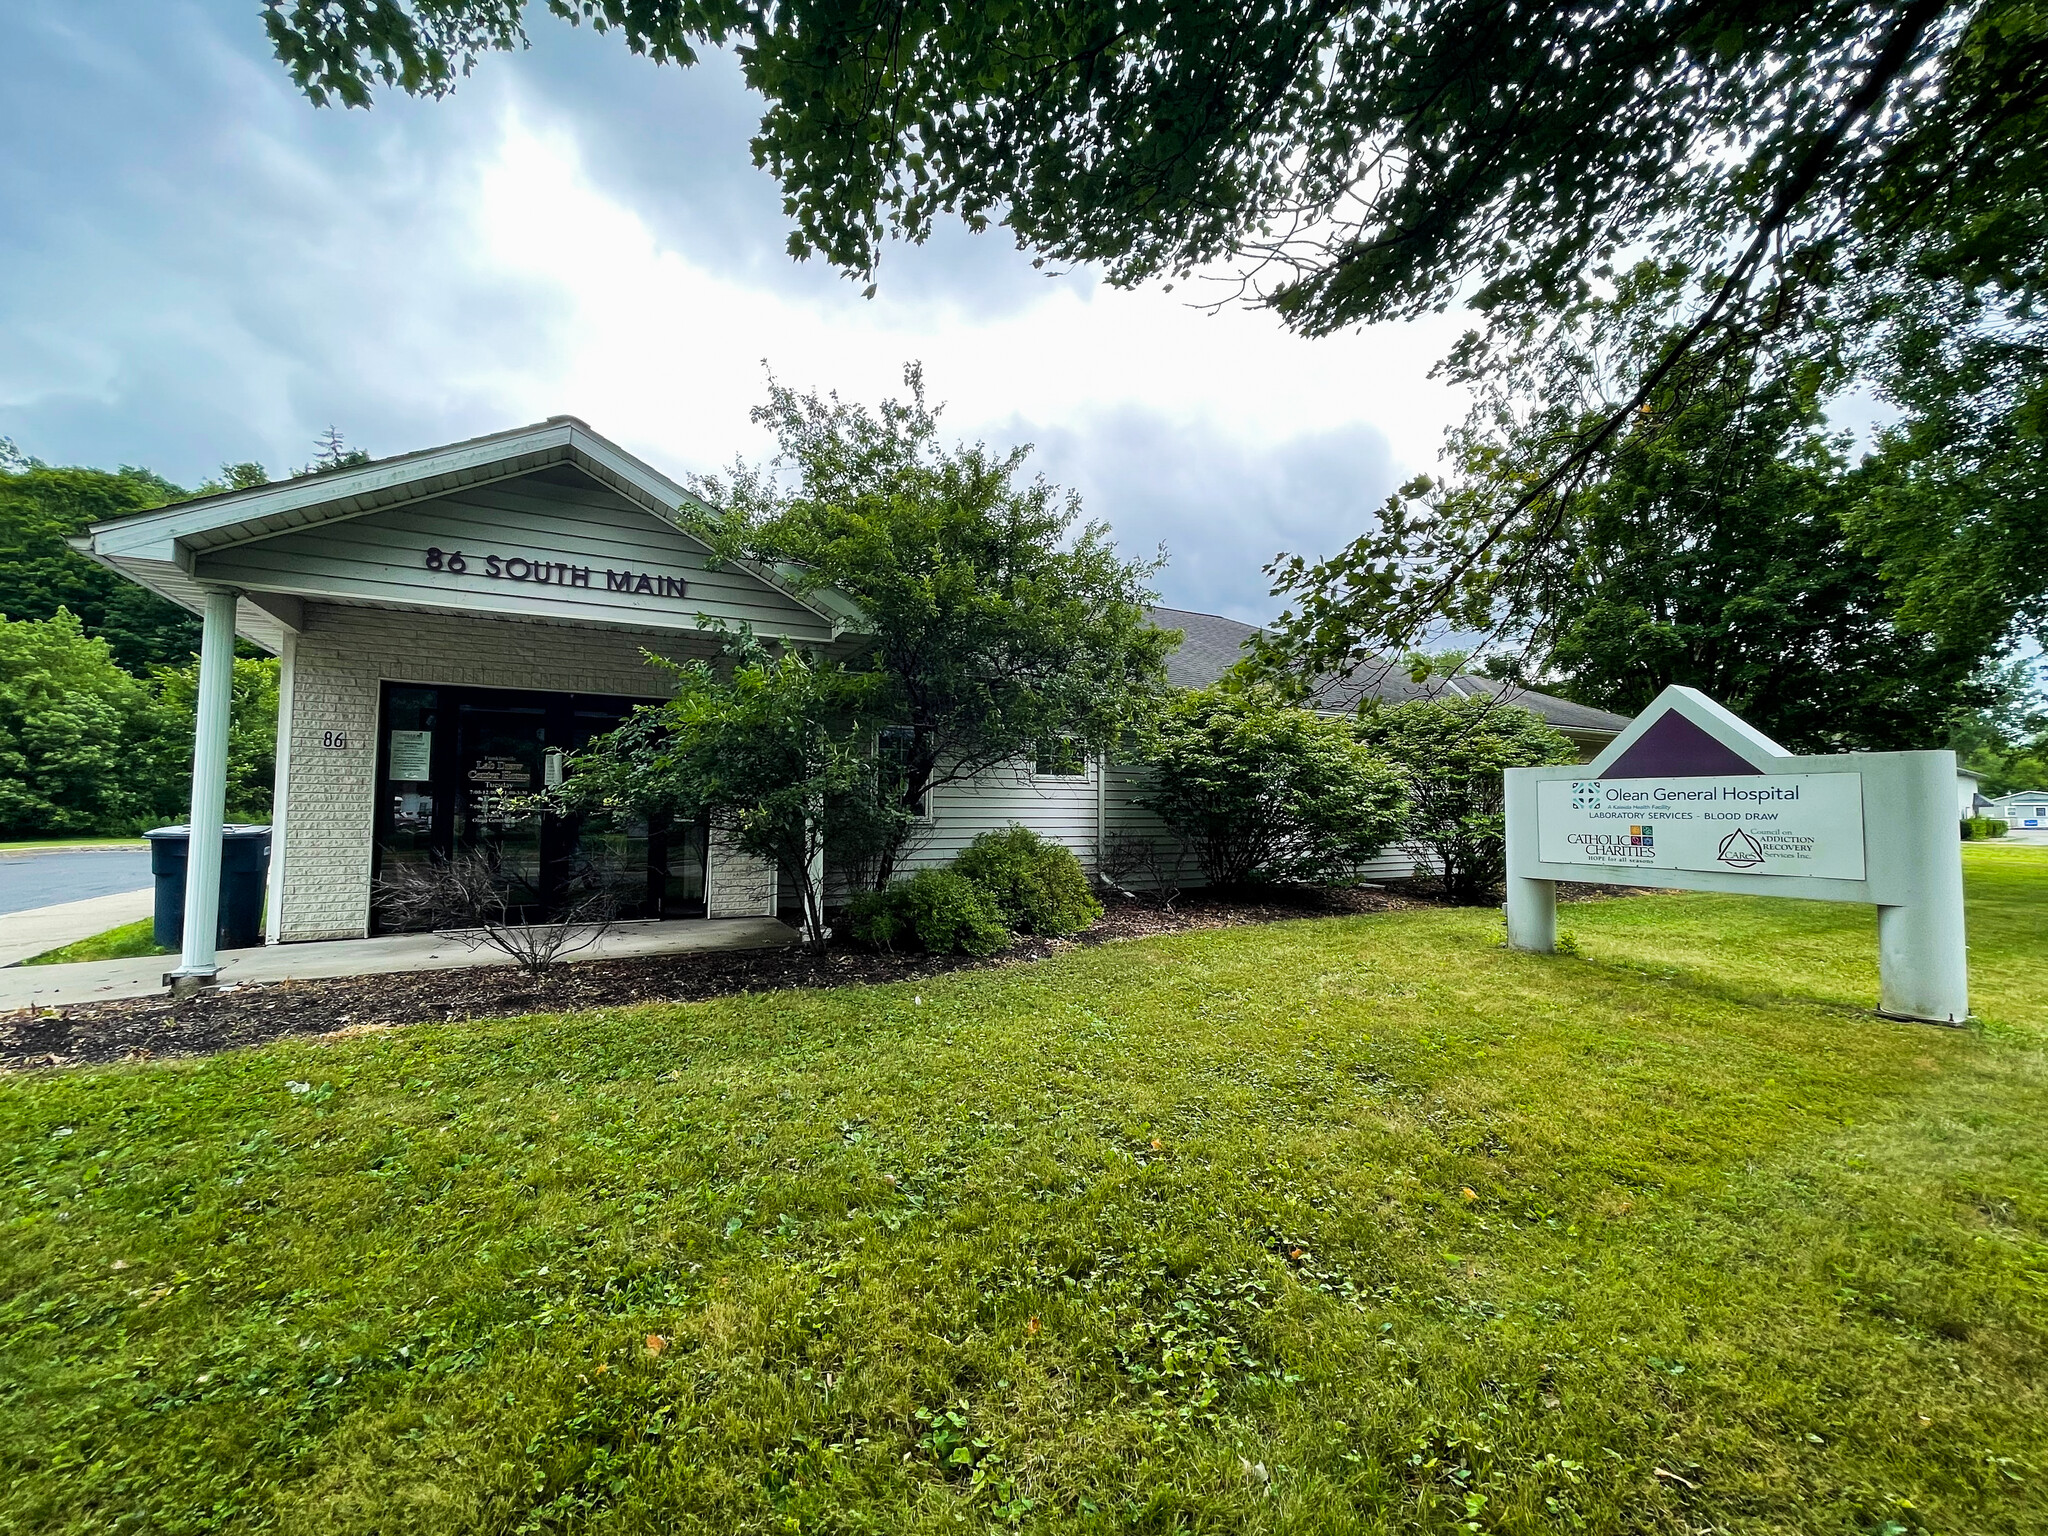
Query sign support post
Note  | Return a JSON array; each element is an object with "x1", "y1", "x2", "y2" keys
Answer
[
  {"x1": 1503, "y1": 767, "x2": 1556, "y2": 952},
  {"x1": 1504, "y1": 686, "x2": 1968, "y2": 1025},
  {"x1": 1874, "y1": 751, "x2": 1970, "y2": 1022}
]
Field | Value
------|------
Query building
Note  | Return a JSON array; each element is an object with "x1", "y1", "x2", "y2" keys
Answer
[
  {"x1": 80, "y1": 418, "x2": 1628, "y2": 982},
  {"x1": 1989, "y1": 791, "x2": 2048, "y2": 830},
  {"x1": 1956, "y1": 767, "x2": 1992, "y2": 820}
]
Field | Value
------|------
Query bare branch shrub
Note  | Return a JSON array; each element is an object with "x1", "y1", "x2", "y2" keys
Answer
[
  {"x1": 1096, "y1": 830, "x2": 1186, "y2": 912},
  {"x1": 373, "y1": 845, "x2": 622, "y2": 978}
]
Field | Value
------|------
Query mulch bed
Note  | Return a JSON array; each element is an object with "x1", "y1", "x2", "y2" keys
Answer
[{"x1": 0, "y1": 881, "x2": 1642, "y2": 1072}]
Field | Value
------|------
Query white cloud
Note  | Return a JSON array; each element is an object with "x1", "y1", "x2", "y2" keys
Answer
[
  {"x1": 1, "y1": 1, "x2": 1470, "y2": 621},
  {"x1": 458, "y1": 110, "x2": 1469, "y2": 616}
]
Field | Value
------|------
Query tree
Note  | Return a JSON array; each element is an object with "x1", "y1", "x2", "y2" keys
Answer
[
  {"x1": 1354, "y1": 697, "x2": 1575, "y2": 906},
  {"x1": 0, "y1": 611, "x2": 280, "y2": 838},
  {"x1": 1143, "y1": 686, "x2": 1406, "y2": 887},
  {"x1": 689, "y1": 366, "x2": 1174, "y2": 882},
  {"x1": 299, "y1": 427, "x2": 371, "y2": 476},
  {"x1": 1840, "y1": 272, "x2": 2048, "y2": 664},
  {"x1": 144, "y1": 654, "x2": 282, "y2": 822},
  {"x1": 199, "y1": 462, "x2": 272, "y2": 494},
  {"x1": 0, "y1": 459, "x2": 202, "y2": 674},
  {"x1": 1336, "y1": 263, "x2": 1997, "y2": 751},
  {"x1": 556, "y1": 627, "x2": 904, "y2": 949},
  {"x1": 1949, "y1": 657, "x2": 2048, "y2": 796},
  {"x1": 0, "y1": 611, "x2": 158, "y2": 837},
  {"x1": 262, "y1": 2, "x2": 2048, "y2": 659}
]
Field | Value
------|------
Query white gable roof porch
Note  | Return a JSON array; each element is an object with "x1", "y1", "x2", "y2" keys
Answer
[{"x1": 76, "y1": 415, "x2": 862, "y2": 653}]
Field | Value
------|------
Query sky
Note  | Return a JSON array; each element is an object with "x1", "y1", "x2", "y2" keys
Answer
[{"x1": 0, "y1": 1, "x2": 1473, "y2": 625}]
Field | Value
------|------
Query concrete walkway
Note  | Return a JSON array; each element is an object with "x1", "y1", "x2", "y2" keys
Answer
[
  {"x1": 0, "y1": 916, "x2": 796, "y2": 1011},
  {"x1": 0, "y1": 889, "x2": 155, "y2": 968}
]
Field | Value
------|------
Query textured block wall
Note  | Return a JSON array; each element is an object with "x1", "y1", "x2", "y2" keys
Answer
[
  {"x1": 706, "y1": 816, "x2": 779, "y2": 919},
  {"x1": 273, "y1": 604, "x2": 775, "y2": 940}
]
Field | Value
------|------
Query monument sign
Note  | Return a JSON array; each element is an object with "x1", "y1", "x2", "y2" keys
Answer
[{"x1": 1504, "y1": 686, "x2": 1968, "y2": 1024}]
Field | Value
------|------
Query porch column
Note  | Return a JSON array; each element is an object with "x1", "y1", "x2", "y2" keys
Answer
[{"x1": 172, "y1": 586, "x2": 240, "y2": 986}]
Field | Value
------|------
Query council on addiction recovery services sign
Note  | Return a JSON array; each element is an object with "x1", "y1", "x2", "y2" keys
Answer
[{"x1": 1536, "y1": 772, "x2": 1867, "y2": 880}]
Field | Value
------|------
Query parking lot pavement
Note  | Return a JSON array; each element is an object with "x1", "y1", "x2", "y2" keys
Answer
[{"x1": 0, "y1": 846, "x2": 152, "y2": 916}]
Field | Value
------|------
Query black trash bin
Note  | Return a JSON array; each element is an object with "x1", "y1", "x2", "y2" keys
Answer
[{"x1": 145, "y1": 825, "x2": 271, "y2": 953}]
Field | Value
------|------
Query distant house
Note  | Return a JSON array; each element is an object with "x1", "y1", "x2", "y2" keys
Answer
[
  {"x1": 1957, "y1": 767, "x2": 1992, "y2": 820},
  {"x1": 1989, "y1": 791, "x2": 2048, "y2": 830}
]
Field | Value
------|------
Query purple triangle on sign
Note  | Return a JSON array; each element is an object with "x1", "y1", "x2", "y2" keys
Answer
[{"x1": 1604, "y1": 710, "x2": 1765, "y2": 778}]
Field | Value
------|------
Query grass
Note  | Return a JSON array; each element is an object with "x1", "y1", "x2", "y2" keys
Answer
[
  {"x1": 21, "y1": 917, "x2": 170, "y2": 966},
  {"x1": 1, "y1": 844, "x2": 2043, "y2": 1535}
]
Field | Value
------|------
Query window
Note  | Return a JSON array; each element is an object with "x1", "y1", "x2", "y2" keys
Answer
[
  {"x1": 877, "y1": 726, "x2": 931, "y2": 818},
  {"x1": 1034, "y1": 735, "x2": 1089, "y2": 778}
]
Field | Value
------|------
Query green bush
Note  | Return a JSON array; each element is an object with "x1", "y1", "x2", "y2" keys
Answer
[
  {"x1": 848, "y1": 868, "x2": 1009, "y2": 956},
  {"x1": 1961, "y1": 816, "x2": 2009, "y2": 840},
  {"x1": 1354, "y1": 696, "x2": 1577, "y2": 905},
  {"x1": 1143, "y1": 685, "x2": 1407, "y2": 886},
  {"x1": 953, "y1": 825, "x2": 1102, "y2": 936}
]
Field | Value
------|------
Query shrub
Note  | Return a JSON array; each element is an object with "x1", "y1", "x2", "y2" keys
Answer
[
  {"x1": 1143, "y1": 685, "x2": 1407, "y2": 886},
  {"x1": 849, "y1": 868, "x2": 1009, "y2": 956},
  {"x1": 1354, "y1": 696, "x2": 1577, "y2": 905},
  {"x1": 1961, "y1": 816, "x2": 2008, "y2": 840},
  {"x1": 1097, "y1": 829, "x2": 1187, "y2": 910},
  {"x1": 953, "y1": 825, "x2": 1102, "y2": 936}
]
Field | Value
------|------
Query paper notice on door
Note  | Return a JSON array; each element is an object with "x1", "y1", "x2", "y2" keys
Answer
[{"x1": 388, "y1": 729, "x2": 432, "y2": 781}]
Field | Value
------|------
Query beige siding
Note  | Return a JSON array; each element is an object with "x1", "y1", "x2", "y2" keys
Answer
[
  {"x1": 812, "y1": 757, "x2": 1105, "y2": 904},
  {"x1": 196, "y1": 466, "x2": 836, "y2": 642}
]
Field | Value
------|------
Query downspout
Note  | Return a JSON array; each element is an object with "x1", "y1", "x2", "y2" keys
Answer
[{"x1": 1095, "y1": 751, "x2": 1107, "y2": 877}]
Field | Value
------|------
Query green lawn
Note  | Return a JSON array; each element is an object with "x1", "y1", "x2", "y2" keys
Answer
[
  {"x1": 3, "y1": 846, "x2": 2043, "y2": 1535},
  {"x1": 22, "y1": 917, "x2": 170, "y2": 966}
]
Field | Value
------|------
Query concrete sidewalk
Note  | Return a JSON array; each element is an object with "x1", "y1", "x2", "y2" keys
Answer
[
  {"x1": 0, "y1": 888, "x2": 155, "y2": 968},
  {"x1": 0, "y1": 916, "x2": 796, "y2": 1011}
]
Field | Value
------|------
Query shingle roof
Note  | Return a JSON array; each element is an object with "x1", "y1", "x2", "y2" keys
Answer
[{"x1": 1145, "y1": 605, "x2": 1634, "y2": 737}]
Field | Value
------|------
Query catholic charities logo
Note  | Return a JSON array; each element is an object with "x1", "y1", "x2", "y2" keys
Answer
[
  {"x1": 1571, "y1": 780, "x2": 1602, "y2": 809},
  {"x1": 1564, "y1": 821, "x2": 1659, "y2": 859}
]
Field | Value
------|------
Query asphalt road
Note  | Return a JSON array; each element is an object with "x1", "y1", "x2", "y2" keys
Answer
[{"x1": 0, "y1": 846, "x2": 154, "y2": 916}]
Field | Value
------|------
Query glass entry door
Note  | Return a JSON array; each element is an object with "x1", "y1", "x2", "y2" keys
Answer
[
  {"x1": 372, "y1": 682, "x2": 708, "y2": 931},
  {"x1": 455, "y1": 694, "x2": 549, "y2": 911}
]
